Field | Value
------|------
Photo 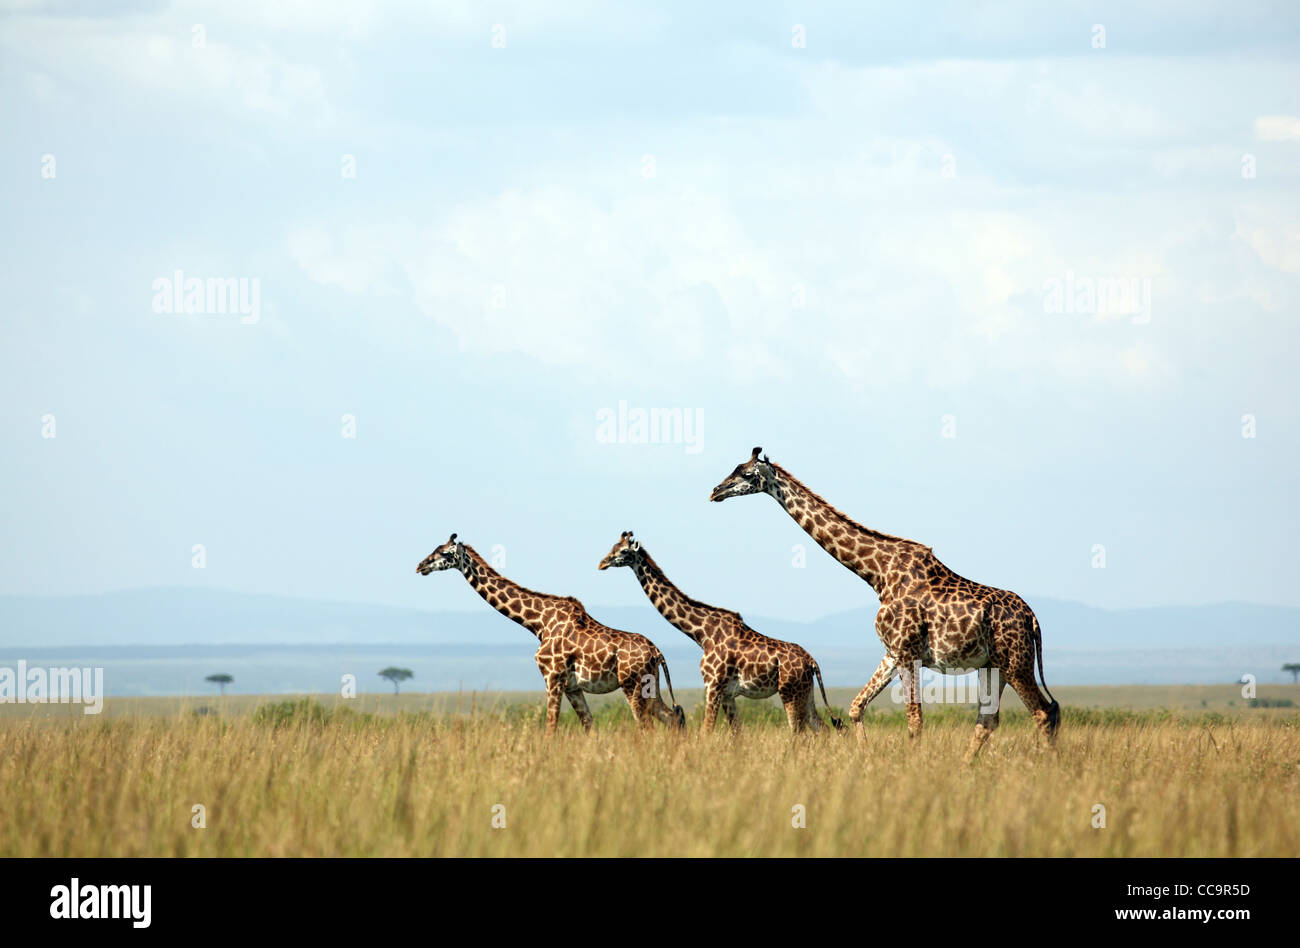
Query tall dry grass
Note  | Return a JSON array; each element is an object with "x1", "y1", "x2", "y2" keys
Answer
[{"x1": 2, "y1": 699, "x2": 1297, "y2": 857}]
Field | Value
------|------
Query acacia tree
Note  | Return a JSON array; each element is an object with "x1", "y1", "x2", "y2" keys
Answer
[
  {"x1": 1284, "y1": 663, "x2": 1300, "y2": 684},
  {"x1": 379, "y1": 667, "x2": 414, "y2": 694},
  {"x1": 205, "y1": 673, "x2": 233, "y2": 696}
]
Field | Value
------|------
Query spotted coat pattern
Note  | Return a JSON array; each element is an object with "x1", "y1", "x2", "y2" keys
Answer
[
  {"x1": 710, "y1": 449, "x2": 1060, "y2": 760},
  {"x1": 417, "y1": 535, "x2": 684, "y2": 734},
  {"x1": 599, "y1": 532, "x2": 844, "y2": 735}
]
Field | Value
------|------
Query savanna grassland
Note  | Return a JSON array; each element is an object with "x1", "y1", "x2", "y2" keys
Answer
[{"x1": 2, "y1": 685, "x2": 1297, "y2": 857}]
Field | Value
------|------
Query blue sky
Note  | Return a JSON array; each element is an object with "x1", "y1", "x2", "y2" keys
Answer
[{"x1": 1, "y1": 1, "x2": 1298, "y2": 624}]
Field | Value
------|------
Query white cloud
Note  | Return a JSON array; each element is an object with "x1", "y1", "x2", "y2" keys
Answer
[
  {"x1": 2, "y1": 16, "x2": 333, "y2": 124},
  {"x1": 288, "y1": 171, "x2": 1237, "y2": 393},
  {"x1": 288, "y1": 226, "x2": 397, "y2": 294},
  {"x1": 1234, "y1": 206, "x2": 1300, "y2": 275},
  {"x1": 268, "y1": 46, "x2": 1300, "y2": 393},
  {"x1": 289, "y1": 185, "x2": 796, "y2": 378},
  {"x1": 1254, "y1": 115, "x2": 1300, "y2": 142}
]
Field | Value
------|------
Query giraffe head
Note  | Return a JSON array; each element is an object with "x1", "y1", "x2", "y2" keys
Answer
[
  {"x1": 709, "y1": 446, "x2": 776, "y2": 502},
  {"x1": 597, "y1": 530, "x2": 643, "y2": 571},
  {"x1": 416, "y1": 533, "x2": 467, "y2": 575}
]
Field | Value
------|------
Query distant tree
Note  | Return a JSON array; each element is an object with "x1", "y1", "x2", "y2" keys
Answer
[
  {"x1": 205, "y1": 673, "x2": 233, "y2": 696},
  {"x1": 379, "y1": 667, "x2": 414, "y2": 694},
  {"x1": 1284, "y1": 663, "x2": 1300, "y2": 684}
]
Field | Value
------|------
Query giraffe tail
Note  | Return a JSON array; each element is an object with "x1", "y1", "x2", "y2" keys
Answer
[
  {"x1": 812, "y1": 662, "x2": 845, "y2": 731},
  {"x1": 660, "y1": 655, "x2": 681, "y2": 707},
  {"x1": 655, "y1": 653, "x2": 686, "y2": 729},
  {"x1": 1031, "y1": 615, "x2": 1061, "y2": 738}
]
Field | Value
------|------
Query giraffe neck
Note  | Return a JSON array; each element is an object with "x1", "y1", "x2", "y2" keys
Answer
[
  {"x1": 767, "y1": 463, "x2": 920, "y2": 598},
  {"x1": 457, "y1": 546, "x2": 560, "y2": 639},
  {"x1": 631, "y1": 552, "x2": 726, "y2": 649}
]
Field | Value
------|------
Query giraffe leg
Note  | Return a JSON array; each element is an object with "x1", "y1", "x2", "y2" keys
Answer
[
  {"x1": 899, "y1": 660, "x2": 922, "y2": 741},
  {"x1": 805, "y1": 694, "x2": 826, "y2": 733},
  {"x1": 621, "y1": 679, "x2": 653, "y2": 729},
  {"x1": 782, "y1": 696, "x2": 804, "y2": 733},
  {"x1": 965, "y1": 671, "x2": 1005, "y2": 763},
  {"x1": 626, "y1": 671, "x2": 681, "y2": 728},
  {"x1": 543, "y1": 675, "x2": 566, "y2": 736},
  {"x1": 905, "y1": 702, "x2": 923, "y2": 739},
  {"x1": 565, "y1": 688, "x2": 594, "y2": 733},
  {"x1": 702, "y1": 681, "x2": 723, "y2": 734},
  {"x1": 848, "y1": 655, "x2": 897, "y2": 747},
  {"x1": 721, "y1": 693, "x2": 740, "y2": 732},
  {"x1": 780, "y1": 676, "x2": 811, "y2": 735},
  {"x1": 1007, "y1": 668, "x2": 1058, "y2": 749}
]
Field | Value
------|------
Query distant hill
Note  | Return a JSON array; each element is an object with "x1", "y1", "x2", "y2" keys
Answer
[
  {"x1": 762, "y1": 599, "x2": 1300, "y2": 651},
  {"x1": 0, "y1": 587, "x2": 517, "y2": 648},
  {"x1": 1, "y1": 588, "x2": 1296, "y2": 691},
  {"x1": 1, "y1": 586, "x2": 1295, "y2": 651}
]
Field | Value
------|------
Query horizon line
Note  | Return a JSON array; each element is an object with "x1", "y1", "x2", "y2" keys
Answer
[{"x1": 1, "y1": 583, "x2": 1298, "y2": 622}]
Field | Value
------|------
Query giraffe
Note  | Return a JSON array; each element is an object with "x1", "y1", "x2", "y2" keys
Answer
[
  {"x1": 599, "y1": 531, "x2": 843, "y2": 735},
  {"x1": 416, "y1": 534, "x2": 685, "y2": 735},
  {"x1": 709, "y1": 448, "x2": 1060, "y2": 760}
]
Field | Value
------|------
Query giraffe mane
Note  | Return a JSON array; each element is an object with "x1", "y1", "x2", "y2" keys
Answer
[
  {"x1": 462, "y1": 545, "x2": 589, "y2": 610},
  {"x1": 768, "y1": 461, "x2": 933, "y2": 554},
  {"x1": 641, "y1": 549, "x2": 745, "y2": 626}
]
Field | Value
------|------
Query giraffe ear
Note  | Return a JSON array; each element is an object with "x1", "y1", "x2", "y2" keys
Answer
[{"x1": 630, "y1": 540, "x2": 641, "y2": 551}]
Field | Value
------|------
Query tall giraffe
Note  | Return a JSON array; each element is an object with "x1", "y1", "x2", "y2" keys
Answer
[
  {"x1": 416, "y1": 534, "x2": 685, "y2": 734},
  {"x1": 599, "y1": 531, "x2": 843, "y2": 734},
  {"x1": 709, "y1": 448, "x2": 1059, "y2": 760}
]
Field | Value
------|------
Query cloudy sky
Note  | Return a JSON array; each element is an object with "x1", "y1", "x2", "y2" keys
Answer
[{"x1": 2, "y1": 1, "x2": 1298, "y2": 624}]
